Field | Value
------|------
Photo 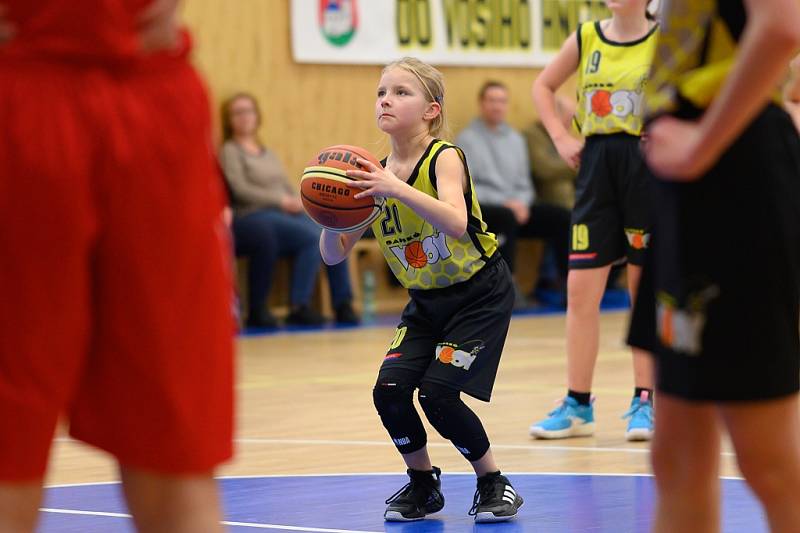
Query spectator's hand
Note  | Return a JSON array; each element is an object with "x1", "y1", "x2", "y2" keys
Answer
[
  {"x1": 504, "y1": 199, "x2": 530, "y2": 225},
  {"x1": 138, "y1": 0, "x2": 181, "y2": 53},
  {"x1": 644, "y1": 116, "x2": 717, "y2": 181},
  {"x1": 281, "y1": 196, "x2": 304, "y2": 214},
  {"x1": 0, "y1": 5, "x2": 16, "y2": 45},
  {"x1": 554, "y1": 134, "x2": 584, "y2": 170}
]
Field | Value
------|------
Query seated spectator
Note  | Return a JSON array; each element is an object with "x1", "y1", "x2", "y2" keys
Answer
[
  {"x1": 456, "y1": 80, "x2": 570, "y2": 305},
  {"x1": 525, "y1": 94, "x2": 577, "y2": 211},
  {"x1": 220, "y1": 93, "x2": 359, "y2": 327},
  {"x1": 524, "y1": 95, "x2": 583, "y2": 297}
]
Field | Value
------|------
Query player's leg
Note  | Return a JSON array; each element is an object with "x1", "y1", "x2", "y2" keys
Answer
[
  {"x1": 720, "y1": 396, "x2": 800, "y2": 532},
  {"x1": 374, "y1": 311, "x2": 442, "y2": 522},
  {"x1": 120, "y1": 467, "x2": 223, "y2": 533},
  {"x1": 623, "y1": 263, "x2": 655, "y2": 440},
  {"x1": 651, "y1": 394, "x2": 721, "y2": 533},
  {"x1": 529, "y1": 264, "x2": 610, "y2": 439},
  {"x1": 530, "y1": 136, "x2": 621, "y2": 439},
  {"x1": 620, "y1": 133, "x2": 656, "y2": 440},
  {"x1": 0, "y1": 484, "x2": 42, "y2": 533},
  {"x1": 420, "y1": 257, "x2": 522, "y2": 522},
  {"x1": 0, "y1": 63, "x2": 96, "y2": 532},
  {"x1": 67, "y1": 59, "x2": 234, "y2": 531}
]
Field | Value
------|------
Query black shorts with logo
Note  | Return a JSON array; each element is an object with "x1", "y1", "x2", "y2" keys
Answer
[
  {"x1": 629, "y1": 105, "x2": 800, "y2": 402},
  {"x1": 570, "y1": 133, "x2": 650, "y2": 269},
  {"x1": 378, "y1": 254, "x2": 514, "y2": 402}
]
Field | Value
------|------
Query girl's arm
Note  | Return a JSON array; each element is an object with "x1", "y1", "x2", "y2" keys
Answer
[
  {"x1": 347, "y1": 150, "x2": 468, "y2": 239},
  {"x1": 646, "y1": 0, "x2": 800, "y2": 180},
  {"x1": 785, "y1": 54, "x2": 800, "y2": 103},
  {"x1": 320, "y1": 226, "x2": 369, "y2": 265},
  {"x1": 532, "y1": 30, "x2": 583, "y2": 169}
]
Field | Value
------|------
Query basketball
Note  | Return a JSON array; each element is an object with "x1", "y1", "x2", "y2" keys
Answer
[
  {"x1": 301, "y1": 144, "x2": 386, "y2": 232},
  {"x1": 404, "y1": 241, "x2": 427, "y2": 269}
]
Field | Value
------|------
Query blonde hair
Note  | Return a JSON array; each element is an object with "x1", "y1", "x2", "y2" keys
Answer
[{"x1": 383, "y1": 57, "x2": 449, "y2": 139}]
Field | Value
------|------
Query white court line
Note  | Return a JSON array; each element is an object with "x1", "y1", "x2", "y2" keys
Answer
[
  {"x1": 45, "y1": 471, "x2": 745, "y2": 487},
  {"x1": 222, "y1": 522, "x2": 380, "y2": 532},
  {"x1": 40, "y1": 508, "x2": 129, "y2": 519},
  {"x1": 39, "y1": 508, "x2": 380, "y2": 533}
]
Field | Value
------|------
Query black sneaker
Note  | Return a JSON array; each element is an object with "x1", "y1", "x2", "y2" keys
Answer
[
  {"x1": 469, "y1": 472, "x2": 523, "y2": 523},
  {"x1": 334, "y1": 302, "x2": 360, "y2": 324},
  {"x1": 286, "y1": 305, "x2": 325, "y2": 326},
  {"x1": 384, "y1": 467, "x2": 445, "y2": 521}
]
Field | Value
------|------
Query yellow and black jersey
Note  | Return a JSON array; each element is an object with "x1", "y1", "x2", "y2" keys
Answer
[
  {"x1": 645, "y1": 0, "x2": 780, "y2": 118},
  {"x1": 574, "y1": 20, "x2": 659, "y2": 137},
  {"x1": 371, "y1": 139, "x2": 498, "y2": 290}
]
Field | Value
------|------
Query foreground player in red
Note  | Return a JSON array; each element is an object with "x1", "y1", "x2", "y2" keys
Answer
[{"x1": 0, "y1": 1, "x2": 235, "y2": 531}]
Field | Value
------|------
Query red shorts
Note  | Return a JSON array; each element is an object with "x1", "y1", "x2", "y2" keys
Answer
[{"x1": 0, "y1": 55, "x2": 235, "y2": 480}]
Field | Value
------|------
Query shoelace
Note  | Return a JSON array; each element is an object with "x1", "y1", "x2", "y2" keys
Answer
[
  {"x1": 385, "y1": 481, "x2": 413, "y2": 504},
  {"x1": 547, "y1": 396, "x2": 594, "y2": 417},
  {"x1": 546, "y1": 400, "x2": 570, "y2": 417},
  {"x1": 468, "y1": 479, "x2": 499, "y2": 516},
  {"x1": 622, "y1": 400, "x2": 653, "y2": 420}
]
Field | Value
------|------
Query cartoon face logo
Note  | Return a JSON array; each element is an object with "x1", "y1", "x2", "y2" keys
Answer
[
  {"x1": 625, "y1": 228, "x2": 651, "y2": 250},
  {"x1": 435, "y1": 340, "x2": 486, "y2": 371},
  {"x1": 391, "y1": 231, "x2": 451, "y2": 270},
  {"x1": 586, "y1": 89, "x2": 644, "y2": 119},
  {"x1": 656, "y1": 285, "x2": 719, "y2": 356}
]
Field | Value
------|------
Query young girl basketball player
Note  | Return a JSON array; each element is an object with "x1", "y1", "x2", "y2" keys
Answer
[
  {"x1": 319, "y1": 57, "x2": 523, "y2": 523},
  {"x1": 529, "y1": 0, "x2": 658, "y2": 441},
  {"x1": 631, "y1": 0, "x2": 800, "y2": 530}
]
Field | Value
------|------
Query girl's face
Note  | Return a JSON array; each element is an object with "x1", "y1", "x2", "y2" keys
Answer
[
  {"x1": 605, "y1": 0, "x2": 649, "y2": 16},
  {"x1": 228, "y1": 96, "x2": 260, "y2": 137},
  {"x1": 375, "y1": 67, "x2": 436, "y2": 135}
]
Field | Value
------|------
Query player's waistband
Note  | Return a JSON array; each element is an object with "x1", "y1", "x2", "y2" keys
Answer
[
  {"x1": 584, "y1": 132, "x2": 641, "y2": 144},
  {"x1": 0, "y1": 29, "x2": 192, "y2": 73},
  {"x1": 408, "y1": 252, "x2": 505, "y2": 299}
]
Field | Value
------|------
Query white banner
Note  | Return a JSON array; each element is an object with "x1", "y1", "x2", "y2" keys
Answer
[{"x1": 291, "y1": 0, "x2": 611, "y2": 68}]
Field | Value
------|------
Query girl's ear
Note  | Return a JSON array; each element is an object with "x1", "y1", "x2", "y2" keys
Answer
[{"x1": 423, "y1": 101, "x2": 441, "y2": 121}]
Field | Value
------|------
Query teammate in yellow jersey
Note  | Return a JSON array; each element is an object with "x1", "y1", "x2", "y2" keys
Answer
[
  {"x1": 529, "y1": 0, "x2": 658, "y2": 442},
  {"x1": 628, "y1": 1, "x2": 800, "y2": 531},
  {"x1": 319, "y1": 57, "x2": 523, "y2": 523}
]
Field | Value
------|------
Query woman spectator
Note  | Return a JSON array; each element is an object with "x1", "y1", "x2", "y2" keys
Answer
[{"x1": 220, "y1": 93, "x2": 359, "y2": 328}]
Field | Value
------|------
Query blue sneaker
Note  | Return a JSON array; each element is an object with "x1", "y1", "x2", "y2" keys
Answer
[
  {"x1": 623, "y1": 391, "x2": 654, "y2": 441},
  {"x1": 529, "y1": 396, "x2": 595, "y2": 439}
]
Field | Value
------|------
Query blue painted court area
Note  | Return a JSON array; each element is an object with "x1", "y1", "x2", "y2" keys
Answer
[{"x1": 40, "y1": 473, "x2": 766, "y2": 532}]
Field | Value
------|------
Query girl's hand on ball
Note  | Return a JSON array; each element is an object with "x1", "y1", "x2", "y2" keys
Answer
[{"x1": 347, "y1": 158, "x2": 402, "y2": 199}]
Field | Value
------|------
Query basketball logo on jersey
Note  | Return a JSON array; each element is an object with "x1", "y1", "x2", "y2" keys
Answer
[
  {"x1": 435, "y1": 340, "x2": 485, "y2": 371},
  {"x1": 390, "y1": 231, "x2": 451, "y2": 270}
]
